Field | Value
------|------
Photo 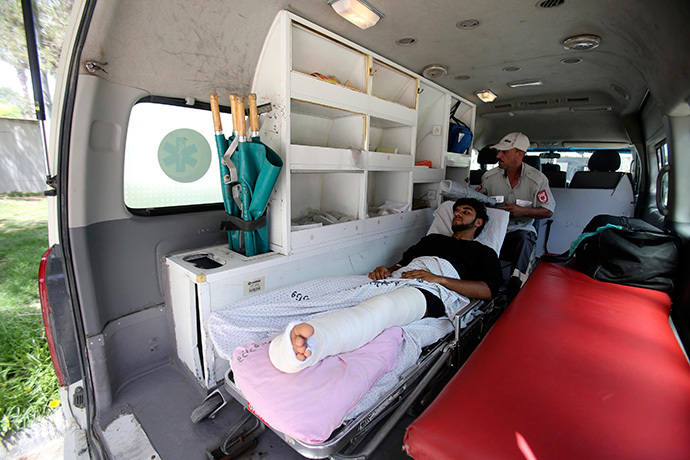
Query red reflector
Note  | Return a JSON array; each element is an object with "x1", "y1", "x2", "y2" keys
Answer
[{"x1": 39, "y1": 247, "x2": 65, "y2": 387}]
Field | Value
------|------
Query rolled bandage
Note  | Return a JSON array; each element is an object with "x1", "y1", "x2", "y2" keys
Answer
[{"x1": 269, "y1": 286, "x2": 426, "y2": 373}]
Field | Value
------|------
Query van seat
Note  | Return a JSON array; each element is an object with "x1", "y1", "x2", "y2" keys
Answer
[
  {"x1": 569, "y1": 150, "x2": 623, "y2": 188},
  {"x1": 540, "y1": 163, "x2": 566, "y2": 187},
  {"x1": 469, "y1": 146, "x2": 498, "y2": 185},
  {"x1": 522, "y1": 154, "x2": 541, "y2": 171},
  {"x1": 404, "y1": 263, "x2": 690, "y2": 460}
]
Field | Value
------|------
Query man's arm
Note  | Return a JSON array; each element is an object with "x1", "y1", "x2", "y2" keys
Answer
[
  {"x1": 500, "y1": 203, "x2": 553, "y2": 219},
  {"x1": 399, "y1": 269, "x2": 493, "y2": 300}
]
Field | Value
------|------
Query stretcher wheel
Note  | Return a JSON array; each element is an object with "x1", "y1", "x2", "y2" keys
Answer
[{"x1": 191, "y1": 393, "x2": 223, "y2": 423}]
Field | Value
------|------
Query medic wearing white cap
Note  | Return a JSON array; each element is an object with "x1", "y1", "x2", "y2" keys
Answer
[{"x1": 478, "y1": 132, "x2": 555, "y2": 302}]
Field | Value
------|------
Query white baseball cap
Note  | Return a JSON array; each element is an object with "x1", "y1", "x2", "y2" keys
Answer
[{"x1": 491, "y1": 132, "x2": 530, "y2": 152}]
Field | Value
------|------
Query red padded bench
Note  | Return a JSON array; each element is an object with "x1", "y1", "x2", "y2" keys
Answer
[{"x1": 404, "y1": 263, "x2": 690, "y2": 460}]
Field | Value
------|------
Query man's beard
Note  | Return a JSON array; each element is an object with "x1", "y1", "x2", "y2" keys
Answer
[{"x1": 452, "y1": 218, "x2": 477, "y2": 233}]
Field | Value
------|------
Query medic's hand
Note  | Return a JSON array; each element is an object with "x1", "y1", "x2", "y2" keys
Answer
[
  {"x1": 500, "y1": 203, "x2": 526, "y2": 217},
  {"x1": 401, "y1": 269, "x2": 443, "y2": 284},
  {"x1": 369, "y1": 266, "x2": 391, "y2": 280}
]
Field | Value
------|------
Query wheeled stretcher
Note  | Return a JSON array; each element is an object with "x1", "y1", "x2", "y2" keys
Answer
[
  {"x1": 197, "y1": 297, "x2": 500, "y2": 459},
  {"x1": 195, "y1": 202, "x2": 509, "y2": 458}
]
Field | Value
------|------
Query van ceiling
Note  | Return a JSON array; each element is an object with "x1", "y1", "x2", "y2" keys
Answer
[{"x1": 80, "y1": 0, "x2": 690, "y2": 143}]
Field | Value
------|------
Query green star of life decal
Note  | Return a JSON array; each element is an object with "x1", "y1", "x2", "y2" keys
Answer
[{"x1": 158, "y1": 129, "x2": 212, "y2": 183}]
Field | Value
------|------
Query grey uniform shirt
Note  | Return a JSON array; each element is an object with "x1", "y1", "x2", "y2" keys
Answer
[{"x1": 479, "y1": 163, "x2": 555, "y2": 234}]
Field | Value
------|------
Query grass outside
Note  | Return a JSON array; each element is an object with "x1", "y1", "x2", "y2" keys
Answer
[{"x1": 0, "y1": 194, "x2": 59, "y2": 437}]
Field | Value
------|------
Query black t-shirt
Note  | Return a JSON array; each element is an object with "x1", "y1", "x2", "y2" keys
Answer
[{"x1": 398, "y1": 234, "x2": 503, "y2": 298}]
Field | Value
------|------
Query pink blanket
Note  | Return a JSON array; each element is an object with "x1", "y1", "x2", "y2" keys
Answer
[{"x1": 232, "y1": 327, "x2": 403, "y2": 443}]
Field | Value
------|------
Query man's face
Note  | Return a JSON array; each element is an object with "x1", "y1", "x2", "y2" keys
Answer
[
  {"x1": 496, "y1": 148, "x2": 524, "y2": 171},
  {"x1": 452, "y1": 205, "x2": 482, "y2": 233}
]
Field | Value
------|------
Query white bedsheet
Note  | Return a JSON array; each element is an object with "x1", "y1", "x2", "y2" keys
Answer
[{"x1": 208, "y1": 256, "x2": 470, "y2": 418}]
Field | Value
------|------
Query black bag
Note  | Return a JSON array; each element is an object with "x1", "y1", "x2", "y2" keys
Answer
[{"x1": 547, "y1": 215, "x2": 679, "y2": 294}]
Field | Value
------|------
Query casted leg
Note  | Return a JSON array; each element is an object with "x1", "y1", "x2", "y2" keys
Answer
[{"x1": 270, "y1": 286, "x2": 427, "y2": 373}]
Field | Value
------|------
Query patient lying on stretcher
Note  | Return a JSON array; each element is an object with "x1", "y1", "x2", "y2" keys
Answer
[{"x1": 270, "y1": 198, "x2": 503, "y2": 373}]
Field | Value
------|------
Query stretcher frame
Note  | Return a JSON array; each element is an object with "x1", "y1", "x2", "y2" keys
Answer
[{"x1": 199, "y1": 297, "x2": 499, "y2": 459}]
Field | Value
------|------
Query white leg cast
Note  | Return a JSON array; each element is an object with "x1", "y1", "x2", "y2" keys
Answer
[{"x1": 269, "y1": 286, "x2": 426, "y2": 373}]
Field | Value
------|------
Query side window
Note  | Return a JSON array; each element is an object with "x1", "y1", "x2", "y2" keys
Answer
[
  {"x1": 655, "y1": 141, "x2": 669, "y2": 209},
  {"x1": 124, "y1": 101, "x2": 231, "y2": 210}
]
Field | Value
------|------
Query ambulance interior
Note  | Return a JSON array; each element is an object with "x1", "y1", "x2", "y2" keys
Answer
[{"x1": 43, "y1": 0, "x2": 690, "y2": 458}]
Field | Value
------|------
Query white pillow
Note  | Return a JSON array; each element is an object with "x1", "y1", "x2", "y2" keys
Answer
[{"x1": 427, "y1": 200, "x2": 508, "y2": 256}]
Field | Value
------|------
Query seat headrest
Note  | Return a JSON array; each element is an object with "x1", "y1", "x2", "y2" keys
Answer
[
  {"x1": 523, "y1": 155, "x2": 541, "y2": 171},
  {"x1": 588, "y1": 150, "x2": 621, "y2": 172},
  {"x1": 477, "y1": 146, "x2": 498, "y2": 165},
  {"x1": 541, "y1": 163, "x2": 561, "y2": 172}
]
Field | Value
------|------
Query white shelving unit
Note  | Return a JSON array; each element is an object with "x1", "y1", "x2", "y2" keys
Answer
[{"x1": 253, "y1": 12, "x2": 476, "y2": 254}]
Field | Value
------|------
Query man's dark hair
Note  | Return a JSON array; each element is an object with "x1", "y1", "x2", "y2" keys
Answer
[{"x1": 453, "y1": 197, "x2": 489, "y2": 236}]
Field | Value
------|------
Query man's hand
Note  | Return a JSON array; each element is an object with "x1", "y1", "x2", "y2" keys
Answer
[
  {"x1": 500, "y1": 203, "x2": 526, "y2": 217},
  {"x1": 368, "y1": 266, "x2": 391, "y2": 280},
  {"x1": 401, "y1": 269, "x2": 443, "y2": 284}
]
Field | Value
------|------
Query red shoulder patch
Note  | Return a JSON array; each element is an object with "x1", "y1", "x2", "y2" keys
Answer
[{"x1": 537, "y1": 189, "x2": 548, "y2": 204}]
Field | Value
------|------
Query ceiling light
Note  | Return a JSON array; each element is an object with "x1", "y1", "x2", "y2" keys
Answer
[
  {"x1": 507, "y1": 79, "x2": 544, "y2": 88},
  {"x1": 563, "y1": 34, "x2": 601, "y2": 51},
  {"x1": 561, "y1": 57, "x2": 582, "y2": 64},
  {"x1": 454, "y1": 75, "x2": 470, "y2": 80},
  {"x1": 422, "y1": 64, "x2": 448, "y2": 79},
  {"x1": 475, "y1": 89, "x2": 497, "y2": 103},
  {"x1": 328, "y1": 0, "x2": 384, "y2": 29},
  {"x1": 503, "y1": 66, "x2": 521, "y2": 72}
]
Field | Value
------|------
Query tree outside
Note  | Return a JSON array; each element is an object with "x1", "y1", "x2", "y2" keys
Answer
[{"x1": 0, "y1": 0, "x2": 74, "y2": 119}]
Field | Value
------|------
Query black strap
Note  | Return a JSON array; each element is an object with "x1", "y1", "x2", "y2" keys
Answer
[
  {"x1": 450, "y1": 100, "x2": 469, "y2": 127},
  {"x1": 543, "y1": 219, "x2": 553, "y2": 254},
  {"x1": 220, "y1": 212, "x2": 267, "y2": 232}
]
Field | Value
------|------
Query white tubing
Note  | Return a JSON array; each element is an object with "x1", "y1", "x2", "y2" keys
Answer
[{"x1": 269, "y1": 286, "x2": 426, "y2": 373}]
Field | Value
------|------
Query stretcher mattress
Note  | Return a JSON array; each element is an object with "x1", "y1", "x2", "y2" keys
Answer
[{"x1": 404, "y1": 263, "x2": 690, "y2": 460}]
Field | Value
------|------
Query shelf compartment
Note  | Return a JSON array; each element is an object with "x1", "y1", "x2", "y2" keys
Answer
[
  {"x1": 416, "y1": 83, "x2": 447, "y2": 168},
  {"x1": 291, "y1": 23, "x2": 368, "y2": 93},
  {"x1": 445, "y1": 152, "x2": 471, "y2": 167},
  {"x1": 290, "y1": 219, "x2": 364, "y2": 251},
  {"x1": 291, "y1": 99, "x2": 365, "y2": 150},
  {"x1": 367, "y1": 170, "x2": 411, "y2": 213},
  {"x1": 413, "y1": 183, "x2": 440, "y2": 210},
  {"x1": 364, "y1": 207, "x2": 432, "y2": 235},
  {"x1": 291, "y1": 72, "x2": 369, "y2": 113},
  {"x1": 368, "y1": 116, "x2": 414, "y2": 156},
  {"x1": 413, "y1": 166, "x2": 444, "y2": 183},
  {"x1": 371, "y1": 59, "x2": 418, "y2": 109},
  {"x1": 291, "y1": 171, "x2": 364, "y2": 228},
  {"x1": 290, "y1": 144, "x2": 365, "y2": 171},
  {"x1": 367, "y1": 151, "x2": 414, "y2": 170}
]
